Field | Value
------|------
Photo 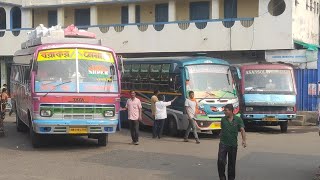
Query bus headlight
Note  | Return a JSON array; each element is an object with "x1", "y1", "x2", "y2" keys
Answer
[
  {"x1": 104, "y1": 110, "x2": 114, "y2": 117},
  {"x1": 40, "y1": 110, "x2": 52, "y2": 117},
  {"x1": 287, "y1": 107, "x2": 294, "y2": 112},
  {"x1": 246, "y1": 107, "x2": 253, "y2": 112}
]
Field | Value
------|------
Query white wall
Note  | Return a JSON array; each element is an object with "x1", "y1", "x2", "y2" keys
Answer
[{"x1": 292, "y1": 0, "x2": 319, "y2": 45}]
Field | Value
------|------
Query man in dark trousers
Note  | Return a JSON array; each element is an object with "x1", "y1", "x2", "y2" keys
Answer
[
  {"x1": 218, "y1": 104, "x2": 247, "y2": 180},
  {"x1": 122, "y1": 90, "x2": 142, "y2": 145}
]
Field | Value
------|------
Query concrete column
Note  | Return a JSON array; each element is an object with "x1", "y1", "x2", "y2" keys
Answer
[
  {"x1": 168, "y1": 0, "x2": 176, "y2": 21},
  {"x1": 5, "y1": 7, "x2": 10, "y2": 29},
  {"x1": 1, "y1": 60, "x2": 7, "y2": 86},
  {"x1": 21, "y1": 8, "x2": 33, "y2": 28},
  {"x1": 211, "y1": 0, "x2": 219, "y2": 19},
  {"x1": 57, "y1": 7, "x2": 65, "y2": 27},
  {"x1": 90, "y1": 5, "x2": 98, "y2": 26},
  {"x1": 128, "y1": 4, "x2": 136, "y2": 23}
]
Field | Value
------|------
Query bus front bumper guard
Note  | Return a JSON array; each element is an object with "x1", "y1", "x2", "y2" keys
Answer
[
  {"x1": 242, "y1": 114, "x2": 296, "y2": 121},
  {"x1": 32, "y1": 119, "x2": 118, "y2": 134}
]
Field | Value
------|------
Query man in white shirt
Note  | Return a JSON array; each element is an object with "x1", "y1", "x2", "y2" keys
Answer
[
  {"x1": 184, "y1": 91, "x2": 200, "y2": 144},
  {"x1": 154, "y1": 95, "x2": 177, "y2": 139}
]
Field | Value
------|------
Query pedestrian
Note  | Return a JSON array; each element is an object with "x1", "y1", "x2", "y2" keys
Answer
[
  {"x1": 151, "y1": 90, "x2": 160, "y2": 138},
  {"x1": 153, "y1": 95, "x2": 178, "y2": 139},
  {"x1": 122, "y1": 90, "x2": 142, "y2": 145},
  {"x1": 217, "y1": 104, "x2": 247, "y2": 180},
  {"x1": 184, "y1": 91, "x2": 200, "y2": 144},
  {"x1": 0, "y1": 88, "x2": 8, "y2": 131}
]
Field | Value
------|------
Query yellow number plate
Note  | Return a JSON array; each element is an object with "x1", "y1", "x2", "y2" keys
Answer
[
  {"x1": 69, "y1": 127, "x2": 88, "y2": 134},
  {"x1": 263, "y1": 117, "x2": 278, "y2": 121},
  {"x1": 209, "y1": 122, "x2": 221, "y2": 129}
]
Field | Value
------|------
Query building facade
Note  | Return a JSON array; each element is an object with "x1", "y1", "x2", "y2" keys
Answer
[{"x1": 0, "y1": 0, "x2": 319, "y2": 85}]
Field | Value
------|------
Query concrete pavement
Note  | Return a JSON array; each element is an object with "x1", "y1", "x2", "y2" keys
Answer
[{"x1": 0, "y1": 116, "x2": 319, "y2": 180}]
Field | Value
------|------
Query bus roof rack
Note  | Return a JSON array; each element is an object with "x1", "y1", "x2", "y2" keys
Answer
[{"x1": 21, "y1": 24, "x2": 102, "y2": 49}]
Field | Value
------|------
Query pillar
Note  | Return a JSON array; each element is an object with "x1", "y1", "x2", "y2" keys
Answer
[
  {"x1": 211, "y1": 0, "x2": 219, "y2": 19},
  {"x1": 128, "y1": 4, "x2": 136, "y2": 23},
  {"x1": 57, "y1": 7, "x2": 65, "y2": 27},
  {"x1": 21, "y1": 8, "x2": 32, "y2": 28},
  {"x1": 90, "y1": 5, "x2": 98, "y2": 26},
  {"x1": 168, "y1": 0, "x2": 176, "y2": 21}
]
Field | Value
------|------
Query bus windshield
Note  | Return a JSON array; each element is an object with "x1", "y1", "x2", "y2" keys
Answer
[
  {"x1": 244, "y1": 69, "x2": 294, "y2": 94},
  {"x1": 185, "y1": 65, "x2": 236, "y2": 99},
  {"x1": 35, "y1": 48, "x2": 118, "y2": 93}
]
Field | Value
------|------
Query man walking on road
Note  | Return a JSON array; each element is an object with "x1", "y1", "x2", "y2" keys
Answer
[
  {"x1": 123, "y1": 90, "x2": 142, "y2": 145},
  {"x1": 184, "y1": 91, "x2": 200, "y2": 144},
  {"x1": 218, "y1": 104, "x2": 247, "y2": 180}
]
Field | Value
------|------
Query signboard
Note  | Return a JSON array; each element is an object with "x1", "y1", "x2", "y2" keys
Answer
[
  {"x1": 308, "y1": 83, "x2": 317, "y2": 95},
  {"x1": 265, "y1": 49, "x2": 317, "y2": 63},
  {"x1": 37, "y1": 49, "x2": 114, "y2": 63}
]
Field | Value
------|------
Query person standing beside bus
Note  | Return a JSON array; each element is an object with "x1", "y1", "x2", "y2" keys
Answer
[
  {"x1": 0, "y1": 88, "x2": 8, "y2": 130},
  {"x1": 154, "y1": 95, "x2": 178, "y2": 139},
  {"x1": 124, "y1": 90, "x2": 142, "y2": 145},
  {"x1": 184, "y1": 91, "x2": 200, "y2": 144},
  {"x1": 217, "y1": 104, "x2": 247, "y2": 180},
  {"x1": 151, "y1": 90, "x2": 160, "y2": 138}
]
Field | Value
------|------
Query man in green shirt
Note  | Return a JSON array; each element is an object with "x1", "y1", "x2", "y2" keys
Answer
[{"x1": 218, "y1": 104, "x2": 247, "y2": 180}]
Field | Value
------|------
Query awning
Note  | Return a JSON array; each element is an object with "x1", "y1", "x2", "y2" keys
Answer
[{"x1": 294, "y1": 40, "x2": 319, "y2": 51}]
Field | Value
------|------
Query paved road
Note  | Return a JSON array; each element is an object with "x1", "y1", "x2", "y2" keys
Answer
[{"x1": 0, "y1": 116, "x2": 319, "y2": 180}]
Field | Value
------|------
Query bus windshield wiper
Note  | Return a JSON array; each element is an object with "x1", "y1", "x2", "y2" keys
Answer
[
  {"x1": 247, "y1": 86, "x2": 265, "y2": 92},
  {"x1": 43, "y1": 81, "x2": 72, "y2": 97},
  {"x1": 217, "y1": 90, "x2": 236, "y2": 101}
]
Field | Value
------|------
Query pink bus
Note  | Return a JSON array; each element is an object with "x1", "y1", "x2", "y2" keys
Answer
[{"x1": 10, "y1": 29, "x2": 121, "y2": 147}]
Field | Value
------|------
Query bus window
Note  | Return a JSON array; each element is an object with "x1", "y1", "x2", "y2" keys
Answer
[
  {"x1": 122, "y1": 64, "x2": 132, "y2": 90},
  {"x1": 140, "y1": 64, "x2": 150, "y2": 90},
  {"x1": 131, "y1": 64, "x2": 140, "y2": 89},
  {"x1": 150, "y1": 64, "x2": 161, "y2": 90}
]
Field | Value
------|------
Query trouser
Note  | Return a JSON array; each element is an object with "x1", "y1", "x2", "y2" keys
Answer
[
  {"x1": 129, "y1": 120, "x2": 139, "y2": 142},
  {"x1": 153, "y1": 119, "x2": 165, "y2": 138},
  {"x1": 184, "y1": 118, "x2": 199, "y2": 139},
  {"x1": 217, "y1": 143, "x2": 238, "y2": 180}
]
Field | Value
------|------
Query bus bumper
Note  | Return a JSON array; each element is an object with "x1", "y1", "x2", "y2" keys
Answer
[
  {"x1": 32, "y1": 119, "x2": 118, "y2": 134},
  {"x1": 242, "y1": 114, "x2": 296, "y2": 122}
]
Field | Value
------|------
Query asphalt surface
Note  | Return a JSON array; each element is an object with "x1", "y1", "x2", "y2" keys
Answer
[{"x1": 0, "y1": 116, "x2": 319, "y2": 180}]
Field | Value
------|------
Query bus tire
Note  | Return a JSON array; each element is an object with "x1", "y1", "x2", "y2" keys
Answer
[
  {"x1": 30, "y1": 124, "x2": 41, "y2": 148},
  {"x1": 167, "y1": 117, "x2": 178, "y2": 137},
  {"x1": 280, "y1": 121, "x2": 288, "y2": 133},
  {"x1": 98, "y1": 134, "x2": 108, "y2": 146},
  {"x1": 16, "y1": 114, "x2": 27, "y2": 132}
]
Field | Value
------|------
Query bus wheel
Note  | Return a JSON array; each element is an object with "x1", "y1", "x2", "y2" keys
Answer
[
  {"x1": 280, "y1": 121, "x2": 288, "y2": 133},
  {"x1": 98, "y1": 134, "x2": 108, "y2": 146},
  {"x1": 168, "y1": 117, "x2": 178, "y2": 137},
  {"x1": 29, "y1": 122, "x2": 41, "y2": 148},
  {"x1": 16, "y1": 114, "x2": 27, "y2": 132}
]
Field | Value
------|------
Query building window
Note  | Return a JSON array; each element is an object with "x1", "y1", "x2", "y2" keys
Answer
[
  {"x1": 155, "y1": 3, "x2": 169, "y2": 22},
  {"x1": 48, "y1": 10, "x2": 57, "y2": 27},
  {"x1": 310, "y1": 0, "x2": 313, "y2": 11},
  {"x1": 224, "y1": 0, "x2": 237, "y2": 18},
  {"x1": 189, "y1": 1, "x2": 210, "y2": 20},
  {"x1": 75, "y1": 8, "x2": 90, "y2": 27},
  {"x1": 307, "y1": 0, "x2": 309, "y2": 10},
  {"x1": 318, "y1": 2, "x2": 319, "y2": 14},
  {"x1": 11, "y1": 7, "x2": 21, "y2": 29},
  {"x1": 314, "y1": 2, "x2": 317, "y2": 13},
  {"x1": 0, "y1": 8, "x2": 6, "y2": 29},
  {"x1": 121, "y1": 6, "x2": 128, "y2": 24},
  {"x1": 135, "y1": 5, "x2": 141, "y2": 23},
  {"x1": 268, "y1": 0, "x2": 286, "y2": 16}
]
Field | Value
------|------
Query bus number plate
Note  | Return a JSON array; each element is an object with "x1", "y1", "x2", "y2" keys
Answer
[
  {"x1": 69, "y1": 127, "x2": 88, "y2": 134},
  {"x1": 263, "y1": 117, "x2": 278, "y2": 121}
]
